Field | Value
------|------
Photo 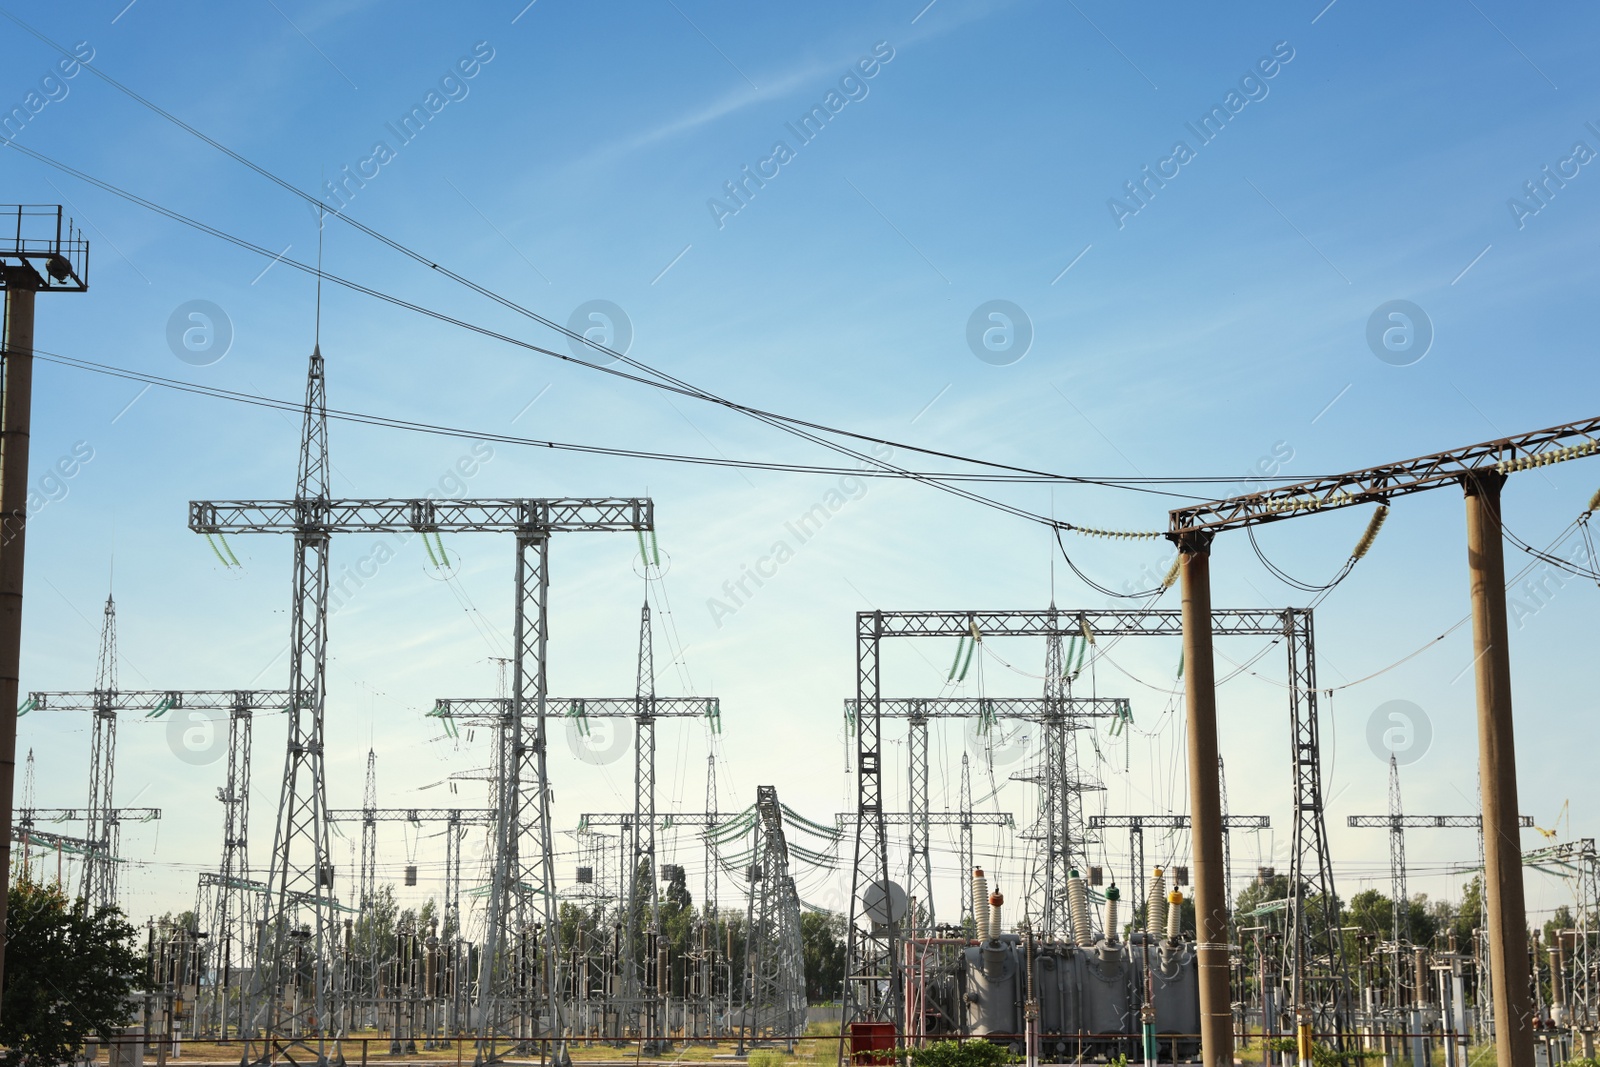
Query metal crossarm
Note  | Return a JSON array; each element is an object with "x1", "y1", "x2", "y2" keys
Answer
[
  {"x1": 1168, "y1": 415, "x2": 1600, "y2": 535},
  {"x1": 1345, "y1": 815, "x2": 1533, "y2": 829},
  {"x1": 1089, "y1": 814, "x2": 1271, "y2": 829},
  {"x1": 836, "y1": 811, "x2": 1013, "y2": 828},
  {"x1": 189, "y1": 498, "x2": 652, "y2": 534},
  {"x1": 326, "y1": 808, "x2": 494, "y2": 823},
  {"x1": 857, "y1": 608, "x2": 1305, "y2": 637},
  {"x1": 27, "y1": 689, "x2": 299, "y2": 712},
  {"x1": 433, "y1": 695, "x2": 719, "y2": 720},
  {"x1": 20, "y1": 807, "x2": 161, "y2": 822},
  {"x1": 842, "y1": 696, "x2": 1129, "y2": 719}
]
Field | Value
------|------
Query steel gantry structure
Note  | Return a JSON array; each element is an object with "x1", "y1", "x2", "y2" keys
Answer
[
  {"x1": 25, "y1": 681, "x2": 293, "y2": 911},
  {"x1": 189, "y1": 345, "x2": 651, "y2": 1060},
  {"x1": 578, "y1": 802, "x2": 738, "y2": 1045},
  {"x1": 1346, "y1": 769, "x2": 1533, "y2": 1011},
  {"x1": 1522, "y1": 839, "x2": 1600, "y2": 1039},
  {"x1": 325, "y1": 783, "x2": 494, "y2": 1039},
  {"x1": 842, "y1": 692, "x2": 1129, "y2": 935},
  {"x1": 1169, "y1": 414, "x2": 1600, "y2": 1067},
  {"x1": 841, "y1": 607, "x2": 1332, "y2": 1054},
  {"x1": 326, "y1": 800, "x2": 495, "y2": 946},
  {"x1": 1085, "y1": 813, "x2": 1271, "y2": 926},
  {"x1": 433, "y1": 673, "x2": 720, "y2": 1052}
]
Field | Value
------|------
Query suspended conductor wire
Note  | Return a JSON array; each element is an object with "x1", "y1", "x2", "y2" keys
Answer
[
  {"x1": 1247, "y1": 525, "x2": 1357, "y2": 593},
  {"x1": 0, "y1": 135, "x2": 1193, "y2": 525},
  {"x1": 33, "y1": 344, "x2": 1222, "y2": 511},
  {"x1": 0, "y1": 15, "x2": 1338, "y2": 499}
]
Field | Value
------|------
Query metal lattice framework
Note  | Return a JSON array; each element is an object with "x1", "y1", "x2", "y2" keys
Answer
[
  {"x1": 1346, "y1": 791, "x2": 1532, "y2": 1011},
  {"x1": 326, "y1": 785, "x2": 494, "y2": 1037},
  {"x1": 1086, "y1": 814, "x2": 1270, "y2": 925},
  {"x1": 740, "y1": 786, "x2": 806, "y2": 1050},
  {"x1": 86, "y1": 595, "x2": 116, "y2": 906},
  {"x1": 434, "y1": 674, "x2": 720, "y2": 1050},
  {"x1": 1168, "y1": 416, "x2": 1600, "y2": 534},
  {"x1": 30, "y1": 686, "x2": 290, "y2": 1040},
  {"x1": 1523, "y1": 839, "x2": 1599, "y2": 1032},
  {"x1": 842, "y1": 607, "x2": 1339, "y2": 1043},
  {"x1": 25, "y1": 684, "x2": 292, "y2": 919},
  {"x1": 189, "y1": 347, "x2": 651, "y2": 1059},
  {"x1": 842, "y1": 692, "x2": 1127, "y2": 934}
]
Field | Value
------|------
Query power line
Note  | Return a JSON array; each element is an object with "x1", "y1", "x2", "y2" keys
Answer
[{"x1": 37, "y1": 347, "x2": 1274, "y2": 491}]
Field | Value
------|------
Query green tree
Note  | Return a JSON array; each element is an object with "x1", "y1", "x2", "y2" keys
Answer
[
  {"x1": 1, "y1": 877, "x2": 145, "y2": 1064},
  {"x1": 800, "y1": 909, "x2": 846, "y2": 1003},
  {"x1": 1450, "y1": 877, "x2": 1483, "y2": 950}
]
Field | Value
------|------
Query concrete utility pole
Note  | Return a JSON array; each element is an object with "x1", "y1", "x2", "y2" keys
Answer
[
  {"x1": 0, "y1": 205, "x2": 88, "y2": 1015},
  {"x1": 1176, "y1": 536, "x2": 1233, "y2": 1067},
  {"x1": 1169, "y1": 417, "x2": 1600, "y2": 1067},
  {"x1": 1464, "y1": 472, "x2": 1534, "y2": 1067}
]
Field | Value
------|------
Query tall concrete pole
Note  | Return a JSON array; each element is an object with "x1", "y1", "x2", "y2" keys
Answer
[
  {"x1": 0, "y1": 277, "x2": 38, "y2": 1010},
  {"x1": 1178, "y1": 532, "x2": 1232, "y2": 1067},
  {"x1": 1463, "y1": 472, "x2": 1535, "y2": 1067}
]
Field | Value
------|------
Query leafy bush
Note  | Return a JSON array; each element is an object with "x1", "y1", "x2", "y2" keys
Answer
[
  {"x1": 1265, "y1": 1038, "x2": 1383, "y2": 1067},
  {"x1": 907, "y1": 1039, "x2": 1019, "y2": 1067}
]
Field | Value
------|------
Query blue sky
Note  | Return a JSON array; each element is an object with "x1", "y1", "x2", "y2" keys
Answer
[{"x1": 4, "y1": 0, "x2": 1598, "y2": 931}]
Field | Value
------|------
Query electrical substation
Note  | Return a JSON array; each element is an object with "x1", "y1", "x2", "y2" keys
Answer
[{"x1": 1, "y1": 57, "x2": 1598, "y2": 1067}]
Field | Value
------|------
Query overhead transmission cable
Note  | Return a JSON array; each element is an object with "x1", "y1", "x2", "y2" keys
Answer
[{"x1": 0, "y1": 20, "x2": 1331, "y2": 507}]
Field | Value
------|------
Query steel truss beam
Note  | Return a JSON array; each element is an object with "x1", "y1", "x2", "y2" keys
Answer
[{"x1": 1168, "y1": 415, "x2": 1600, "y2": 535}]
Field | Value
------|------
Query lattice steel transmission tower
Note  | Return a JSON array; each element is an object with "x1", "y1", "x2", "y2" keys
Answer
[
  {"x1": 1387, "y1": 755, "x2": 1408, "y2": 947},
  {"x1": 626, "y1": 598, "x2": 665, "y2": 1049},
  {"x1": 84, "y1": 593, "x2": 118, "y2": 906},
  {"x1": 1021, "y1": 609, "x2": 1101, "y2": 939},
  {"x1": 740, "y1": 786, "x2": 806, "y2": 1051},
  {"x1": 359, "y1": 749, "x2": 378, "y2": 909}
]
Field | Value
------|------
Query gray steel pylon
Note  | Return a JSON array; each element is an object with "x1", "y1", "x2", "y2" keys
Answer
[
  {"x1": 244, "y1": 345, "x2": 337, "y2": 1063},
  {"x1": 209, "y1": 692, "x2": 258, "y2": 1039},
  {"x1": 1283, "y1": 611, "x2": 1350, "y2": 1039},
  {"x1": 1388, "y1": 755, "x2": 1408, "y2": 949},
  {"x1": 83, "y1": 593, "x2": 117, "y2": 908},
  {"x1": 359, "y1": 749, "x2": 377, "y2": 909},
  {"x1": 629, "y1": 597, "x2": 663, "y2": 1048},
  {"x1": 474, "y1": 531, "x2": 568, "y2": 1063},
  {"x1": 1025, "y1": 611, "x2": 1067, "y2": 938}
]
